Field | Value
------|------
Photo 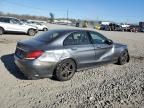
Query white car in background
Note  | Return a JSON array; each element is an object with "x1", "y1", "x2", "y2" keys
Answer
[
  {"x1": 0, "y1": 17, "x2": 38, "y2": 36},
  {"x1": 120, "y1": 24, "x2": 130, "y2": 31},
  {"x1": 121, "y1": 24, "x2": 130, "y2": 28},
  {"x1": 22, "y1": 20, "x2": 48, "y2": 31}
]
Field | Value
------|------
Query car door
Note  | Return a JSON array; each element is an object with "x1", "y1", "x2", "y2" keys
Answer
[
  {"x1": 88, "y1": 31, "x2": 114, "y2": 63},
  {"x1": 63, "y1": 31, "x2": 96, "y2": 68},
  {"x1": 9, "y1": 18, "x2": 27, "y2": 32}
]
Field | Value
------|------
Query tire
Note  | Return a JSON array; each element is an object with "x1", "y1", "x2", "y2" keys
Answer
[
  {"x1": 28, "y1": 29, "x2": 36, "y2": 36},
  {"x1": 0, "y1": 27, "x2": 4, "y2": 35},
  {"x1": 43, "y1": 28, "x2": 48, "y2": 31},
  {"x1": 55, "y1": 59, "x2": 76, "y2": 81},
  {"x1": 117, "y1": 50, "x2": 129, "y2": 65}
]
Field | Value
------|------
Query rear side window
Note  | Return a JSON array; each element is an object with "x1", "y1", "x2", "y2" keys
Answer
[
  {"x1": 64, "y1": 32, "x2": 90, "y2": 46},
  {"x1": 10, "y1": 18, "x2": 21, "y2": 24},
  {"x1": 34, "y1": 30, "x2": 62, "y2": 42},
  {"x1": 0, "y1": 18, "x2": 10, "y2": 23}
]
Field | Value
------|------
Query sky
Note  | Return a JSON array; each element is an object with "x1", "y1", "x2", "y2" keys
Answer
[{"x1": 0, "y1": 0, "x2": 144, "y2": 23}]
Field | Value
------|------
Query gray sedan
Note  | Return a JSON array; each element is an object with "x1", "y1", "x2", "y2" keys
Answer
[{"x1": 14, "y1": 29, "x2": 130, "y2": 81}]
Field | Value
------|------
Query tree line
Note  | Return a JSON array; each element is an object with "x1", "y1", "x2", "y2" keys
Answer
[
  {"x1": 0, "y1": 11, "x2": 97, "y2": 26},
  {"x1": 0, "y1": 11, "x2": 49, "y2": 21}
]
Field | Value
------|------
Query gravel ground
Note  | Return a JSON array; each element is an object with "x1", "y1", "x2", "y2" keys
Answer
[{"x1": 0, "y1": 24, "x2": 144, "y2": 108}]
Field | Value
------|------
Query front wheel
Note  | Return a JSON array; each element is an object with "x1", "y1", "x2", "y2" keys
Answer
[
  {"x1": 117, "y1": 50, "x2": 129, "y2": 65},
  {"x1": 55, "y1": 59, "x2": 76, "y2": 81},
  {"x1": 43, "y1": 28, "x2": 48, "y2": 31},
  {"x1": 28, "y1": 29, "x2": 36, "y2": 36}
]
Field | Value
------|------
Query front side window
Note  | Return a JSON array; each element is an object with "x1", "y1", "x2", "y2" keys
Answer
[
  {"x1": 64, "y1": 32, "x2": 90, "y2": 46},
  {"x1": 89, "y1": 31, "x2": 107, "y2": 44},
  {"x1": 10, "y1": 18, "x2": 21, "y2": 24}
]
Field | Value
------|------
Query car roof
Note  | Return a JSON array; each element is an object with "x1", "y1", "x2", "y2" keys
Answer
[
  {"x1": 0, "y1": 16, "x2": 16, "y2": 19},
  {"x1": 49, "y1": 29, "x2": 94, "y2": 33},
  {"x1": 0, "y1": 16, "x2": 20, "y2": 21}
]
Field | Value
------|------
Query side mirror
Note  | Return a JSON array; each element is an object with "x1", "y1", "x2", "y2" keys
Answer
[{"x1": 105, "y1": 39, "x2": 113, "y2": 45}]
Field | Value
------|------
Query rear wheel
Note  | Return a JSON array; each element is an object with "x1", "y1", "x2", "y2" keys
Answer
[
  {"x1": 28, "y1": 29, "x2": 36, "y2": 36},
  {"x1": 117, "y1": 50, "x2": 129, "y2": 65},
  {"x1": 55, "y1": 59, "x2": 76, "y2": 81},
  {"x1": 0, "y1": 27, "x2": 4, "y2": 35}
]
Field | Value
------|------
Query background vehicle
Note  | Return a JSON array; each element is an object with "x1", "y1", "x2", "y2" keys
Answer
[
  {"x1": 82, "y1": 21, "x2": 88, "y2": 28},
  {"x1": 14, "y1": 29, "x2": 129, "y2": 81},
  {"x1": 109, "y1": 23, "x2": 122, "y2": 31},
  {"x1": 0, "y1": 17, "x2": 37, "y2": 36},
  {"x1": 100, "y1": 23, "x2": 122, "y2": 31},
  {"x1": 21, "y1": 20, "x2": 48, "y2": 31},
  {"x1": 140, "y1": 28, "x2": 144, "y2": 32},
  {"x1": 139, "y1": 22, "x2": 144, "y2": 32},
  {"x1": 120, "y1": 24, "x2": 130, "y2": 31},
  {"x1": 94, "y1": 24, "x2": 101, "y2": 30},
  {"x1": 100, "y1": 25, "x2": 110, "y2": 31},
  {"x1": 129, "y1": 25, "x2": 140, "y2": 32},
  {"x1": 75, "y1": 22, "x2": 80, "y2": 27}
]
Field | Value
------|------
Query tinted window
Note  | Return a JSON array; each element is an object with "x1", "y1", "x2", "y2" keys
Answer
[
  {"x1": 34, "y1": 22, "x2": 42, "y2": 25},
  {"x1": 0, "y1": 18, "x2": 4, "y2": 22},
  {"x1": 34, "y1": 30, "x2": 63, "y2": 42},
  {"x1": 89, "y1": 31, "x2": 107, "y2": 44},
  {"x1": 0, "y1": 17, "x2": 10, "y2": 23},
  {"x1": 10, "y1": 18, "x2": 21, "y2": 24},
  {"x1": 64, "y1": 32, "x2": 90, "y2": 46}
]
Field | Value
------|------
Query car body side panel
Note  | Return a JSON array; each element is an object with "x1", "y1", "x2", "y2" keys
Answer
[
  {"x1": 0, "y1": 22, "x2": 11, "y2": 31},
  {"x1": 14, "y1": 55, "x2": 55, "y2": 78},
  {"x1": 7, "y1": 23, "x2": 26, "y2": 33},
  {"x1": 92, "y1": 42, "x2": 128, "y2": 64},
  {"x1": 63, "y1": 44, "x2": 96, "y2": 68},
  {"x1": 95, "y1": 44, "x2": 115, "y2": 63}
]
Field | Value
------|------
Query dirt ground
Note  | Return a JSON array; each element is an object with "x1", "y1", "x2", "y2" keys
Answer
[{"x1": 0, "y1": 24, "x2": 144, "y2": 108}]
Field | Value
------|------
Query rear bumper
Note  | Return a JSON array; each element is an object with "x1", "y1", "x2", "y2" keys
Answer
[{"x1": 14, "y1": 55, "x2": 56, "y2": 79}]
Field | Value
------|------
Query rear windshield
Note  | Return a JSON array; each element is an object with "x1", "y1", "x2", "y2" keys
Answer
[{"x1": 34, "y1": 30, "x2": 64, "y2": 42}]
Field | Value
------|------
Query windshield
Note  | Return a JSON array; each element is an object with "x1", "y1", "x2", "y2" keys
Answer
[{"x1": 34, "y1": 30, "x2": 63, "y2": 42}]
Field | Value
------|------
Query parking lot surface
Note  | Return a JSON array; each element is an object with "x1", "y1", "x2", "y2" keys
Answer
[{"x1": 0, "y1": 24, "x2": 144, "y2": 108}]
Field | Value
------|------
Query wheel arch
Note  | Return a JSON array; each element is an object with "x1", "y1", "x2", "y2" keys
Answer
[
  {"x1": 118, "y1": 48, "x2": 130, "y2": 63},
  {"x1": 43, "y1": 27, "x2": 48, "y2": 31},
  {"x1": 59, "y1": 58, "x2": 77, "y2": 69},
  {"x1": 0, "y1": 26, "x2": 5, "y2": 31},
  {"x1": 27, "y1": 28, "x2": 35, "y2": 33},
  {"x1": 53, "y1": 57, "x2": 78, "y2": 76},
  {"x1": 0, "y1": 26, "x2": 5, "y2": 34}
]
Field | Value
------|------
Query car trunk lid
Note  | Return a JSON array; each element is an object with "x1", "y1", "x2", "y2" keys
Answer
[{"x1": 15, "y1": 39, "x2": 45, "y2": 59}]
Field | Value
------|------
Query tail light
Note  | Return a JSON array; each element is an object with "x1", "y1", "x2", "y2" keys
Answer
[{"x1": 25, "y1": 50, "x2": 43, "y2": 60}]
